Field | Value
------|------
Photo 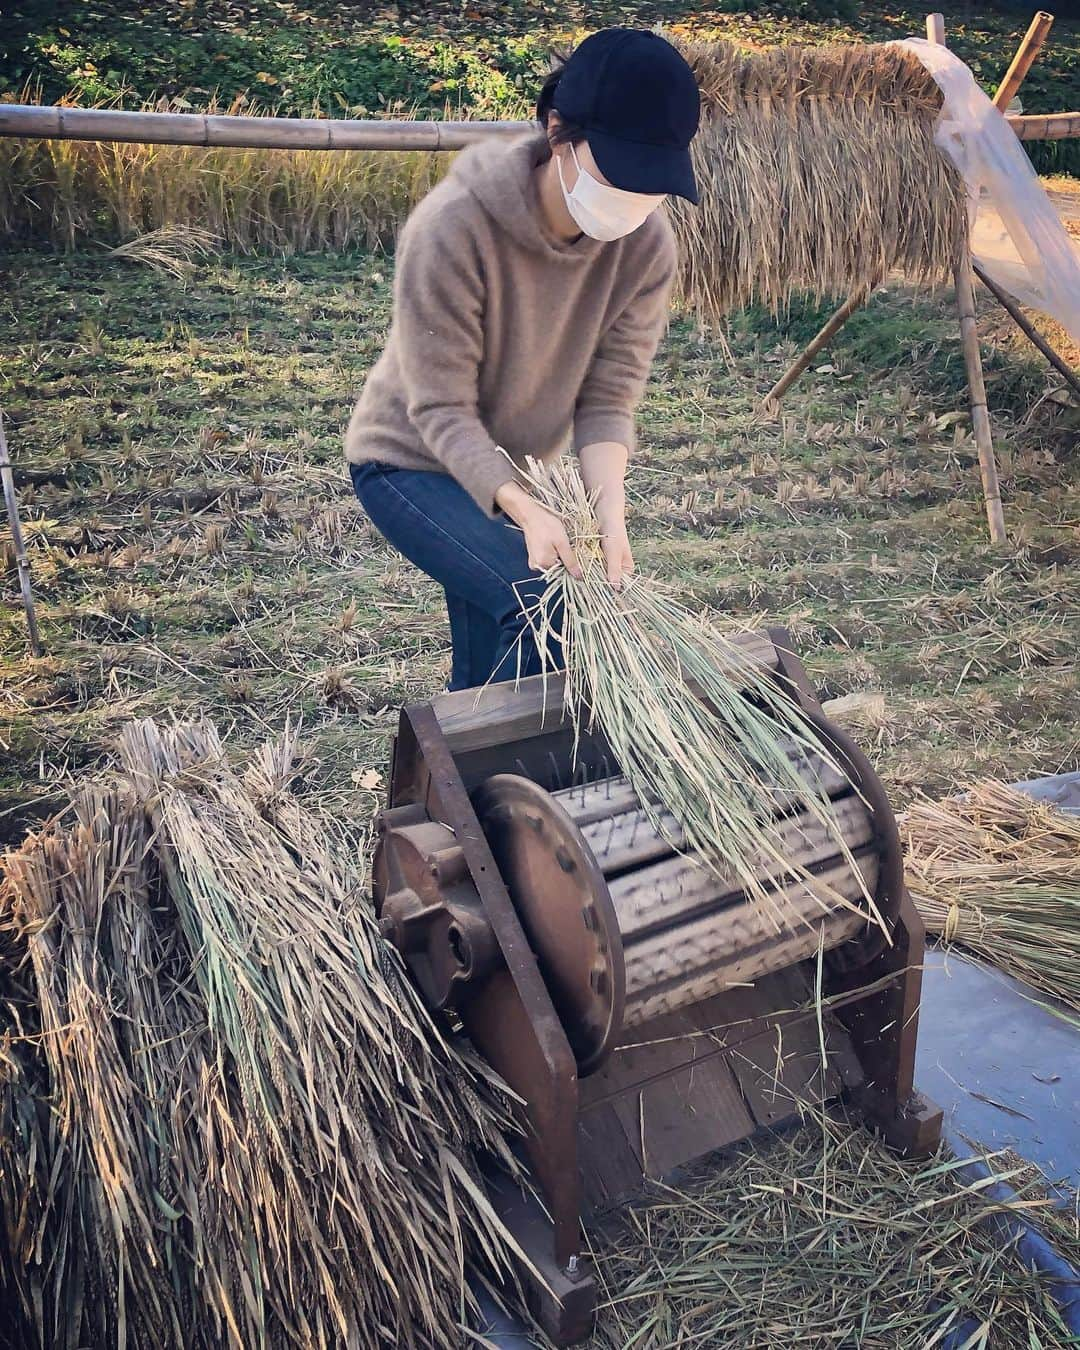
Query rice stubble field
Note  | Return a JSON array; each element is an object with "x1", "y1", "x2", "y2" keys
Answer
[{"x1": 1, "y1": 242, "x2": 1078, "y2": 847}]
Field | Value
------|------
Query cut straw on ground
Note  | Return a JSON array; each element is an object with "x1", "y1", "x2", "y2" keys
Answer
[
  {"x1": 0, "y1": 718, "x2": 524, "y2": 1350},
  {"x1": 901, "y1": 780, "x2": 1080, "y2": 1026},
  {"x1": 582, "y1": 1115, "x2": 1078, "y2": 1349},
  {"x1": 107, "y1": 224, "x2": 222, "y2": 278},
  {"x1": 517, "y1": 453, "x2": 885, "y2": 940}
]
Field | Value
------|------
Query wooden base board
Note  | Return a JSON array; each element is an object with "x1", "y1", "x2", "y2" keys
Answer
[{"x1": 577, "y1": 963, "x2": 864, "y2": 1212}]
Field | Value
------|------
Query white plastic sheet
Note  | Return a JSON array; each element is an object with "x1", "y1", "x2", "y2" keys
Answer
[{"x1": 902, "y1": 37, "x2": 1080, "y2": 344}]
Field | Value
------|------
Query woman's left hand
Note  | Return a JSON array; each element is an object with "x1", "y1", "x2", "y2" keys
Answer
[
  {"x1": 579, "y1": 441, "x2": 634, "y2": 589},
  {"x1": 597, "y1": 508, "x2": 635, "y2": 588}
]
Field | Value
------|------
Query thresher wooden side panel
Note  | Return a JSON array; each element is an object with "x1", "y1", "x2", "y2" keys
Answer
[{"x1": 429, "y1": 631, "x2": 781, "y2": 754}]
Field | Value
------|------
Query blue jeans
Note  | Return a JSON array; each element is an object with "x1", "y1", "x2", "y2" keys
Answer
[{"x1": 349, "y1": 461, "x2": 563, "y2": 692}]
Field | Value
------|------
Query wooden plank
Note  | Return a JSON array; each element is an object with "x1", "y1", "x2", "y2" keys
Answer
[
  {"x1": 433, "y1": 676, "x2": 572, "y2": 754},
  {"x1": 581, "y1": 967, "x2": 862, "y2": 1108},
  {"x1": 580, "y1": 1006, "x2": 708, "y2": 1111},
  {"x1": 704, "y1": 972, "x2": 855, "y2": 1125},
  {"x1": 577, "y1": 966, "x2": 865, "y2": 1207},
  {"x1": 578, "y1": 1104, "x2": 647, "y2": 1211},
  {"x1": 430, "y1": 630, "x2": 781, "y2": 753},
  {"x1": 731, "y1": 1019, "x2": 843, "y2": 1127},
  {"x1": 609, "y1": 1058, "x2": 755, "y2": 1182}
]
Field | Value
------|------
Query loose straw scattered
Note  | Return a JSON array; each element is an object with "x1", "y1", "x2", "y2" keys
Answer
[
  {"x1": 518, "y1": 455, "x2": 884, "y2": 939},
  {"x1": 901, "y1": 780, "x2": 1080, "y2": 1024},
  {"x1": 0, "y1": 719, "x2": 522, "y2": 1350},
  {"x1": 108, "y1": 224, "x2": 222, "y2": 278},
  {"x1": 585, "y1": 1116, "x2": 1077, "y2": 1349}
]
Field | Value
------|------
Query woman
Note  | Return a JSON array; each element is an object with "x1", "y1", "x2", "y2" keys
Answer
[{"x1": 346, "y1": 27, "x2": 700, "y2": 691}]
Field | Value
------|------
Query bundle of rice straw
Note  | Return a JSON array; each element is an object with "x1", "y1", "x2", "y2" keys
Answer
[
  {"x1": 586, "y1": 1115, "x2": 1077, "y2": 1348},
  {"x1": 668, "y1": 37, "x2": 969, "y2": 318},
  {"x1": 519, "y1": 456, "x2": 884, "y2": 940},
  {"x1": 0, "y1": 719, "x2": 524, "y2": 1350},
  {"x1": 901, "y1": 780, "x2": 1080, "y2": 1024}
]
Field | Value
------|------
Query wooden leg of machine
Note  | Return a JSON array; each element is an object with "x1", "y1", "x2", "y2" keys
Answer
[
  {"x1": 831, "y1": 893, "x2": 944, "y2": 1156},
  {"x1": 484, "y1": 1171, "x2": 595, "y2": 1344},
  {"x1": 768, "y1": 628, "x2": 943, "y2": 1155}
]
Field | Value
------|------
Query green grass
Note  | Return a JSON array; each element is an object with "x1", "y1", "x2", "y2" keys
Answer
[
  {"x1": 3, "y1": 1, "x2": 1079, "y2": 173},
  {"x1": 2, "y1": 248, "x2": 1077, "y2": 844}
]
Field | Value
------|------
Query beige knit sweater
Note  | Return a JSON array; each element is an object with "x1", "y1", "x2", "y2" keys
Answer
[{"x1": 345, "y1": 131, "x2": 677, "y2": 516}]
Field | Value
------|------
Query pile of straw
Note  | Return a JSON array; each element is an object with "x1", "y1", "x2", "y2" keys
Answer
[
  {"x1": 520, "y1": 455, "x2": 882, "y2": 938},
  {"x1": 0, "y1": 719, "x2": 522, "y2": 1350},
  {"x1": 587, "y1": 1116, "x2": 1077, "y2": 1348},
  {"x1": 901, "y1": 780, "x2": 1080, "y2": 1022},
  {"x1": 669, "y1": 38, "x2": 969, "y2": 318}
]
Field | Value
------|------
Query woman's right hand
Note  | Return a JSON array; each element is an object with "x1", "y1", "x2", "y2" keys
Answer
[{"x1": 495, "y1": 481, "x2": 583, "y2": 579}]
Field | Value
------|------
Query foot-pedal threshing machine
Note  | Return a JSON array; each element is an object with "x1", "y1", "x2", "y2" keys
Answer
[{"x1": 373, "y1": 627, "x2": 942, "y2": 1343}]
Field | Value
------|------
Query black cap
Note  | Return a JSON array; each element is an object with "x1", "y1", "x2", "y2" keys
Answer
[{"x1": 553, "y1": 29, "x2": 700, "y2": 204}]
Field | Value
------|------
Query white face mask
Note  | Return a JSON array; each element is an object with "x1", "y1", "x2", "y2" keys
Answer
[{"x1": 556, "y1": 143, "x2": 665, "y2": 242}]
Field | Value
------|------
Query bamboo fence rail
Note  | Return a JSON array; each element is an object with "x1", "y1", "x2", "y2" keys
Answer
[{"x1": 0, "y1": 103, "x2": 1075, "y2": 152}]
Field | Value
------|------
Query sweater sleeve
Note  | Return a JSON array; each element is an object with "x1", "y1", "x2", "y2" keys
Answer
[
  {"x1": 394, "y1": 207, "x2": 518, "y2": 517},
  {"x1": 572, "y1": 224, "x2": 677, "y2": 454}
]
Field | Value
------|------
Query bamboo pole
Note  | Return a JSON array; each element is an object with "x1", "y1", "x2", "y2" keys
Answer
[
  {"x1": 927, "y1": 13, "x2": 1007, "y2": 546},
  {"x1": 0, "y1": 409, "x2": 43, "y2": 658},
  {"x1": 759, "y1": 286, "x2": 872, "y2": 410},
  {"x1": 973, "y1": 262, "x2": 1080, "y2": 402},
  {"x1": 0, "y1": 102, "x2": 1074, "y2": 150},
  {"x1": 993, "y1": 11, "x2": 1054, "y2": 112},
  {"x1": 1010, "y1": 111, "x2": 1080, "y2": 141},
  {"x1": 0, "y1": 104, "x2": 532, "y2": 150}
]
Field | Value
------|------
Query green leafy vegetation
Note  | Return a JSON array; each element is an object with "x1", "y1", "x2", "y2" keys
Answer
[
  {"x1": 3, "y1": 1, "x2": 1078, "y2": 173},
  {"x1": 2, "y1": 249, "x2": 1077, "y2": 842}
]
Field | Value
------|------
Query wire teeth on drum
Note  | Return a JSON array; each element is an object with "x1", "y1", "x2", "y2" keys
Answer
[{"x1": 604, "y1": 814, "x2": 619, "y2": 855}]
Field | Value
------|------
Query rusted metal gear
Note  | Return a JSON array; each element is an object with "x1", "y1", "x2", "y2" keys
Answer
[{"x1": 472, "y1": 774, "x2": 625, "y2": 1075}]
